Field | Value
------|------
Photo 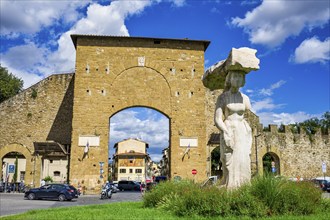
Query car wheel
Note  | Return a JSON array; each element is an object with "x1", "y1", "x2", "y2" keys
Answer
[
  {"x1": 27, "y1": 193, "x2": 35, "y2": 200},
  {"x1": 58, "y1": 194, "x2": 66, "y2": 201}
]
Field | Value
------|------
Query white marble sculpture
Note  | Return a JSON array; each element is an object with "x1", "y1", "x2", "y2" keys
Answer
[{"x1": 203, "y1": 47, "x2": 260, "y2": 189}]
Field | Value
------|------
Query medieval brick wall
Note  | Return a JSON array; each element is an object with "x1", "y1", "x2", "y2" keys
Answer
[
  {"x1": 0, "y1": 73, "x2": 74, "y2": 185},
  {"x1": 70, "y1": 36, "x2": 210, "y2": 192}
]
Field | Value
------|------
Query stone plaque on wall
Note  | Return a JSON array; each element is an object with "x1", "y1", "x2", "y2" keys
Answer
[
  {"x1": 180, "y1": 137, "x2": 198, "y2": 147},
  {"x1": 138, "y1": 56, "x2": 145, "y2": 66},
  {"x1": 78, "y1": 136, "x2": 100, "y2": 146}
]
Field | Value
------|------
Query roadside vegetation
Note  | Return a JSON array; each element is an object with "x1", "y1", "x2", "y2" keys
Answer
[
  {"x1": 1, "y1": 175, "x2": 329, "y2": 220},
  {"x1": 143, "y1": 175, "x2": 330, "y2": 218}
]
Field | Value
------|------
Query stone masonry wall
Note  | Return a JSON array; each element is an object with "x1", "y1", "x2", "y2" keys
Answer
[
  {"x1": 70, "y1": 36, "x2": 209, "y2": 192},
  {"x1": 0, "y1": 73, "x2": 74, "y2": 185}
]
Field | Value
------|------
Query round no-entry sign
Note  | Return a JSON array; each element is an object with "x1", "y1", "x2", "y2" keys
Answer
[{"x1": 192, "y1": 169, "x2": 197, "y2": 175}]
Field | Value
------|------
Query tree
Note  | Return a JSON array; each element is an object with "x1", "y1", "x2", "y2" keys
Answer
[
  {"x1": 13, "y1": 156, "x2": 18, "y2": 183},
  {"x1": 299, "y1": 117, "x2": 320, "y2": 135},
  {"x1": 320, "y1": 111, "x2": 330, "y2": 134},
  {"x1": 211, "y1": 146, "x2": 220, "y2": 171},
  {"x1": 0, "y1": 65, "x2": 23, "y2": 103},
  {"x1": 290, "y1": 111, "x2": 330, "y2": 135}
]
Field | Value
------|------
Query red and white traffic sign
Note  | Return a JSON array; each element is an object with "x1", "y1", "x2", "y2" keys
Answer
[{"x1": 192, "y1": 169, "x2": 197, "y2": 175}]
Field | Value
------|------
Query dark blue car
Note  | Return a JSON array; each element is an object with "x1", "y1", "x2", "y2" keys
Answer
[{"x1": 24, "y1": 184, "x2": 79, "y2": 201}]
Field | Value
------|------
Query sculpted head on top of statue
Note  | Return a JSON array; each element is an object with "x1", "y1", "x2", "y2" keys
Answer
[{"x1": 224, "y1": 71, "x2": 246, "y2": 92}]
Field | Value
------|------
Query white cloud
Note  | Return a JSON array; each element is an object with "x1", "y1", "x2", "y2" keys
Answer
[
  {"x1": 246, "y1": 80, "x2": 286, "y2": 98},
  {"x1": 148, "y1": 154, "x2": 163, "y2": 163},
  {"x1": 0, "y1": 1, "x2": 89, "y2": 36},
  {"x1": 259, "y1": 80, "x2": 286, "y2": 96},
  {"x1": 257, "y1": 111, "x2": 321, "y2": 126},
  {"x1": 1, "y1": 1, "x2": 154, "y2": 88},
  {"x1": 48, "y1": 1, "x2": 154, "y2": 76},
  {"x1": 291, "y1": 37, "x2": 330, "y2": 64},
  {"x1": 170, "y1": 0, "x2": 186, "y2": 7},
  {"x1": 251, "y1": 97, "x2": 284, "y2": 113},
  {"x1": 0, "y1": 61, "x2": 43, "y2": 89},
  {"x1": 231, "y1": 0, "x2": 330, "y2": 47},
  {"x1": 0, "y1": 42, "x2": 51, "y2": 88},
  {"x1": 210, "y1": 7, "x2": 220, "y2": 14},
  {"x1": 249, "y1": 80, "x2": 286, "y2": 116}
]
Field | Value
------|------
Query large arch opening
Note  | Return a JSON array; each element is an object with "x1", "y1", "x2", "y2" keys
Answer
[
  {"x1": 262, "y1": 152, "x2": 280, "y2": 175},
  {"x1": 2, "y1": 152, "x2": 26, "y2": 192},
  {"x1": 109, "y1": 106, "x2": 170, "y2": 183}
]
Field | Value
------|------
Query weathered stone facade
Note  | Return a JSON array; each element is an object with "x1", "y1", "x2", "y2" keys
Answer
[
  {"x1": 0, "y1": 74, "x2": 74, "y2": 185},
  {"x1": 1, "y1": 36, "x2": 329, "y2": 194},
  {"x1": 69, "y1": 35, "x2": 210, "y2": 191}
]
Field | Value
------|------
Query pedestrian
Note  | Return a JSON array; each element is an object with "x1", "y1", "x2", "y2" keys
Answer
[
  {"x1": 19, "y1": 180, "x2": 24, "y2": 193},
  {"x1": 140, "y1": 182, "x2": 146, "y2": 195},
  {"x1": 40, "y1": 179, "x2": 45, "y2": 186}
]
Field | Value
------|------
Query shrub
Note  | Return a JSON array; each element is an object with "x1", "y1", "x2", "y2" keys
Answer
[
  {"x1": 143, "y1": 181, "x2": 180, "y2": 208},
  {"x1": 143, "y1": 176, "x2": 323, "y2": 218},
  {"x1": 153, "y1": 181, "x2": 231, "y2": 217},
  {"x1": 273, "y1": 181, "x2": 321, "y2": 215},
  {"x1": 229, "y1": 184, "x2": 268, "y2": 218},
  {"x1": 250, "y1": 175, "x2": 322, "y2": 216},
  {"x1": 43, "y1": 176, "x2": 53, "y2": 183},
  {"x1": 319, "y1": 198, "x2": 330, "y2": 213}
]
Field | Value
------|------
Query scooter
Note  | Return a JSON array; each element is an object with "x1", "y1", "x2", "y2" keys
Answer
[{"x1": 100, "y1": 186, "x2": 112, "y2": 199}]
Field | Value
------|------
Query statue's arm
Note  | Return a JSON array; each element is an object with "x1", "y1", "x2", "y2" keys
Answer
[
  {"x1": 243, "y1": 93, "x2": 251, "y2": 110},
  {"x1": 214, "y1": 106, "x2": 227, "y2": 133}
]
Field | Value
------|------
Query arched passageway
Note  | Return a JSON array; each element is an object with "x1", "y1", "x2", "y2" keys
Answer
[
  {"x1": 109, "y1": 106, "x2": 170, "y2": 182},
  {"x1": 210, "y1": 146, "x2": 222, "y2": 177},
  {"x1": 262, "y1": 152, "x2": 280, "y2": 175}
]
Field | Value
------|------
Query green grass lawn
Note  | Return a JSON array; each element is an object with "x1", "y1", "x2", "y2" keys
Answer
[{"x1": 1, "y1": 201, "x2": 329, "y2": 220}]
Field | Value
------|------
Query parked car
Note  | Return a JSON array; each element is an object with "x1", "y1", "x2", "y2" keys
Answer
[
  {"x1": 0, "y1": 182, "x2": 4, "y2": 192},
  {"x1": 201, "y1": 176, "x2": 219, "y2": 187},
  {"x1": 155, "y1": 176, "x2": 167, "y2": 183},
  {"x1": 117, "y1": 180, "x2": 140, "y2": 191},
  {"x1": 24, "y1": 184, "x2": 79, "y2": 201},
  {"x1": 311, "y1": 178, "x2": 330, "y2": 192}
]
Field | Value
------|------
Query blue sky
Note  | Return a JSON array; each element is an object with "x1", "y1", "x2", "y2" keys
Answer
[{"x1": 1, "y1": 0, "x2": 329, "y2": 162}]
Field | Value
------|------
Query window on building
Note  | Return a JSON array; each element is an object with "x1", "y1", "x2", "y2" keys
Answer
[
  {"x1": 50, "y1": 160, "x2": 53, "y2": 163},
  {"x1": 136, "y1": 169, "x2": 142, "y2": 173},
  {"x1": 120, "y1": 169, "x2": 126, "y2": 173},
  {"x1": 129, "y1": 169, "x2": 133, "y2": 173},
  {"x1": 20, "y1": 171, "x2": 25, "y2": 181},
  {"x1": 54, "y1": 171, "x2": 60, "y2": 176}
]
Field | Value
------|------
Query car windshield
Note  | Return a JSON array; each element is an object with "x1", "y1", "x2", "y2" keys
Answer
[{"x1": 40, "y1": 185, "x2": 51, "y2": 189}]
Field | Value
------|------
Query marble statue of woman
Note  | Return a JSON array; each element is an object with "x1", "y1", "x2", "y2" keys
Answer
[{"x1": 214, "y1": 71, "x2": 252, "y2": 189}]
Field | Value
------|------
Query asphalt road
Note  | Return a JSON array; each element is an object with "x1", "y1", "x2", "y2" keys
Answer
[
  {"x1": 0, "y1": 191, "x2": 142, "y2": 217},
  {"x1": 0, "y1": 191, "x2": 329, "y2": 217}
]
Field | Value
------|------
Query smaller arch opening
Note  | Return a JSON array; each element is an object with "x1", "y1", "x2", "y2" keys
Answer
[{"x1": 262, "y1": 152, "x2": 280, "y2": 175}]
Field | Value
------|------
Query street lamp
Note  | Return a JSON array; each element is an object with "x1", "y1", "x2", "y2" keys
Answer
[{"x1": 255, "y1": 134, "x2": 262, "y2": 174}]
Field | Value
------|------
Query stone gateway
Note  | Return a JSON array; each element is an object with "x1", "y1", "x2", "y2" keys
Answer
[
  {"x1": 68, "y1": 35, "x2": 210, "y2": 191},
  {"x1": 0, "y1": 35, "x2": 329, "y2": 194}
]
